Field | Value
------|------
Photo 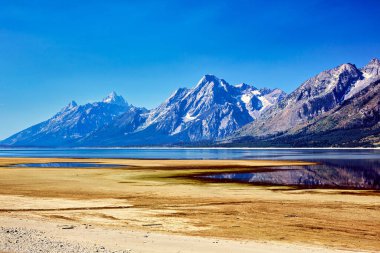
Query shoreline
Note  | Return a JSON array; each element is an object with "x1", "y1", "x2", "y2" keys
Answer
[{"x1": 1, "y1": 146, "x2": 379, "y2": 150}]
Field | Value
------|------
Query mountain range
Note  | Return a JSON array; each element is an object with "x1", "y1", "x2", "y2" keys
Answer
[
  {"x1": 228, "y1": 58, "x2": 380, "y2": 147},
  {"x1": 2, "y1": 59, "x2": 379, "y2": 147}
]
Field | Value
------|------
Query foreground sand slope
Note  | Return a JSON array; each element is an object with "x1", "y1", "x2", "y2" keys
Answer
[
  {"x1": 0, "y1": 216, "x2": 357, "y2": 253},
  {"x1": 0, "y1": 158, "x2": 379, "y2": 252}
]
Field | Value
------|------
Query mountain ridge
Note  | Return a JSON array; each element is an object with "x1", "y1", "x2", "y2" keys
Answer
[
  {"x1": 1, "y1": 58, "x2": 379, "y2": 147},
  {"x1": 227, "y1": 59, "x2": 380, "y2": 147}
]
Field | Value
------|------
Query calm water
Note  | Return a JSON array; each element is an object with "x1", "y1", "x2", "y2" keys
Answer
[
  {"x1": 1, "y1": 148, "x2": 379, "y2": 189},
  {"x1": 0, "y1": 148, "x2": 379, "y2": 160},
  {"x1": 202, "y1": 161, "x2": 380, "y2": 189},
  {"x1": 9, "y1": 162, "x2": 125, "y2": 168}
]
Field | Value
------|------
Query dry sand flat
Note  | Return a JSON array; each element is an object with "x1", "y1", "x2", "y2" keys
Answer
[
  {"x1": 0, "y1": 216, "x2": 357, "y2": 253},
  {"x1": 0, "y1": 157, "x2": 379, "y2": 252}
]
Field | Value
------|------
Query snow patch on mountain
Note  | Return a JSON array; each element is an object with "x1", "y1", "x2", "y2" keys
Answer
[
  {"x1": 131, "y1": 75, "x2": 285, "y2": 142},
  {"x1": 102, "y1": 91, "x2": 128, "y2": 106},
  {"x1": 183, "y1": 113, "x2": 197, "y2": 122},
  {"x1": 1, "y1": 75, "x2": 285, "y2": 146},
  {"x1": 345, "y1": 58, "x2": 380, "y2": 100}
]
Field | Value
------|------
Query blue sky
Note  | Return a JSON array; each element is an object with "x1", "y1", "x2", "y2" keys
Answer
[{"x1": 1, "y1": 0, "x2": 380, "y2": 139}]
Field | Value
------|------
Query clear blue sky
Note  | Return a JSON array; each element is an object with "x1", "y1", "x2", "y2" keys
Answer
[{"x1": 1, "y1": 0, "x2": 380, "y2": 139}]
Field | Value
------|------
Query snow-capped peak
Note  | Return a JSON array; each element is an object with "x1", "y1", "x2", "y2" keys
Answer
[{"x1": 102, "y1": 91, "x2": 128, "y2": 106}]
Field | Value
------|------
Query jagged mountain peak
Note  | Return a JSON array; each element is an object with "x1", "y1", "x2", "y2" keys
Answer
[
  {"x1": 367, "y1": 58, "x2": 380, "y2": 65},
  {"x1": 337, "y1": 62, "x2": 357, "y2": 71},
  {"x1": 318, "y1": 62, "x2": 359, "y2": 78},
  {"x1": 3, "y1": 58, "x2": 378, "y2": 147},
  {"x1": 60, "y1": 100, "x2": 78, "y2": 113},
  {"x1": 362, "y1": 58, "x2": 380, "y2": 77},
  {"x1": 292, "y1": 62, "x2": 361, "y2": 101},
  {"x1": 234, "y1": 59, "x2": 378, "y2": 140},
  {"x1": 235, "y1": 83, "x2": 256, "y2": 90},
  {"x1": 200, "y1": 74, "x2": 220, "y2": 82},
  {"x1": 195, "y1": 75, "x2": 229, "y2": 90},
  {"x1": 135, "y1": 75, "x2": 285, "y2": 144},
  {"x1": 67, "y1": 100, "x2": 78, "y2": 108},
  {"x1": 1, "y1": 93, "x2": 134, "y2": 146},
  {"x1": 102, "y1": 91, "x2": 128, "y2": 106},
  {"x1": 1, "y1": 72, "x2": 286, "y2": 146}
]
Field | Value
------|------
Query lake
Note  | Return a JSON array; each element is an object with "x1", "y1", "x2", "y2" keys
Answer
[
  {"x1": 1, "y1": 148, "x2": 379, "y2": 160},
  {"x1": 1, "y1": 148, "x2": 379, "y2": 189}
]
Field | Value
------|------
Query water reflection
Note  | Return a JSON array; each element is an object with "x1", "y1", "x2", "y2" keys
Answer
[{"x1": 202, "y1": 159, "x2": 380, "y2": 190}]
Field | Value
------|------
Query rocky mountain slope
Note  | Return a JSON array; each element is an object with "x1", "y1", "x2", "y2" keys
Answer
[
  {"x1": 1, "y1": 92, "x2": 139, "y2": 146},
  {"x1": 1, "y1": 76, "x2": 284, "y2": 146},
  {"x1": 1, "y1": 59, "x2": 379, "y2": 147},
  {"x1": 228, "y1": 59, "x2": 380, "y2": 147},
  {"x1": 92, "y1": 75, "x2": 284, "y2": 145}
]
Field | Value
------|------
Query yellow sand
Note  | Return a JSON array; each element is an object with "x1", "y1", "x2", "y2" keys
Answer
[{"x1": 0, "y1": 157, "x2": 379, "y2": 252}]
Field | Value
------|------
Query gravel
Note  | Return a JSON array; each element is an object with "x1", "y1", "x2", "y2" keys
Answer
[{"x1": 0, "y1": 227, "x2": 131, "y2": 253}]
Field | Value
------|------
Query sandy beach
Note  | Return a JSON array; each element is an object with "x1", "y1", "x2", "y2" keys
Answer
[{"x1": 0, "y1": 157, "x2": 379, "y2": 252}]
